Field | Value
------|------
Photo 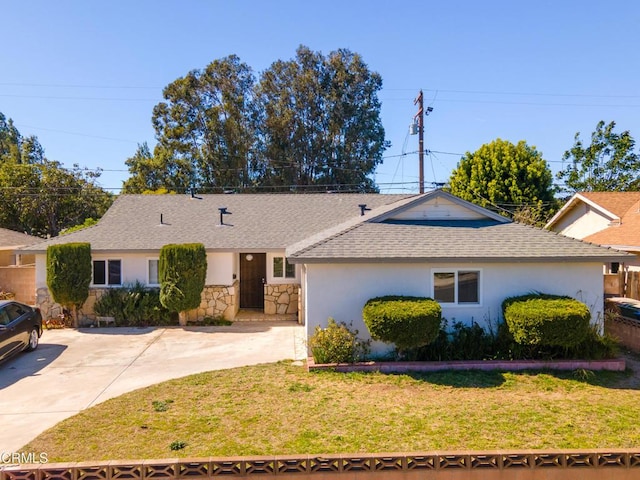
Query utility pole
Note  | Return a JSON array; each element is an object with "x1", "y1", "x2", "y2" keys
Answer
[
  {"x1": 411, "y1": 90, "x2": 433, "y2": 194},
  {"x1": 414, "y1": 90, "x2": 424, "y2": 193}
]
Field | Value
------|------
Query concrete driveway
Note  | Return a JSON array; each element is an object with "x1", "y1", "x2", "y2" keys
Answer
[{"x1": 0, "y1": 322, "x2": 306, "y2": 452}]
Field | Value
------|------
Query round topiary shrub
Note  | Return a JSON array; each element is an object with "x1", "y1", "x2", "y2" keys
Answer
[
  {"x1": 362, "y1": 296, "x2": 442, "y2": 351},
  {"x1": 502, "y1": 293, "x2": 591, "y2": 348}
]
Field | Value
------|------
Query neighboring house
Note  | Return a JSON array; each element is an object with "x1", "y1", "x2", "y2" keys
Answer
[
  {"x1": 20, "y1": 191, "x2": 629, "y2": 353},
  {"x1": 285, "y1": 190, "x2": 630, "y2": 353},
  {"x1": 0, "y1": 227, "x2": 42, "y2": 304},
  {"x1": 545, "y1": 192, "x2": 640, "y2": 271}
]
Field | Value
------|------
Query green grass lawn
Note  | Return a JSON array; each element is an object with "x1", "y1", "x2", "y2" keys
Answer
[{"x1": 24, "y1": 361, "x2": 640, "y2": 461}]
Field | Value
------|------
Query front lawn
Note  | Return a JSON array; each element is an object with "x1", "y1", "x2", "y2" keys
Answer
[{"x1": 24, "y1": 361, "x2": 640, "y2": 461}]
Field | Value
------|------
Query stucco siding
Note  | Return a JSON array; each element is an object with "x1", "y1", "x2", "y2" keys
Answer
[
  {"x1": 305, "y1": 262, "x2": 605, "y2": 354},
  {"x1": 35, "y1": 251, "x2": 236, "y2": 290},
  {"x1": 554, "y1": 204, "x2": 613, "y2": 239}
]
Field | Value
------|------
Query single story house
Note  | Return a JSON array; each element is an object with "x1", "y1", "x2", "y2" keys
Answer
[
  {"x1": 20, "y1": 190, "x2": 630, "y2": 353},
  {"x1": 19, "y1": 193, "x2": 409, "y2": 322},
  {"x1": 545, "y1": 191, "x2": 640, "y2": 271}
]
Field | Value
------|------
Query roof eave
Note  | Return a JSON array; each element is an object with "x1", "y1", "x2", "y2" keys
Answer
[{"x1": 288, "y1": 255, "x2": 632, "y2": 264}]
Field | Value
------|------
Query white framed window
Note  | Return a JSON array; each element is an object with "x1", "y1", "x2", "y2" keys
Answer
[
  {"x1": 148, "y1": 259, "x2": 159, "y2": 286},
  {"x1": 273, "y1": 256, "x2": 296, "y2": 279},
  {"x1": 432, "y1": 269, "x2": 481, "y2": 305},
  {"x1": 93, "y1": 259, "x2": 122, "y2": 286}
]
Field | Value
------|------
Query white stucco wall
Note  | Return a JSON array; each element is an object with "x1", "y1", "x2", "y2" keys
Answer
[
  {"x1": 34, "y1": 251, "x2": 236, "y2": 289},
  {"x1": 304, "y1": 261, "x2": 606, "y2": 354},
  {"x1": 553, "y1": 203, "x2": 613, "y2": 239}
]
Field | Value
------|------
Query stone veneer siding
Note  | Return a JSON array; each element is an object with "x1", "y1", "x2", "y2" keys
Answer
[
  {"x1": 36, "y1": 282, "x2": 239, "y2": 325},
  {"x1": 184, "y1": 282, "x2": 238, "y2": 322},
  {"x1": 264, "y1": 283, "x2": 299, "y2": 315}
]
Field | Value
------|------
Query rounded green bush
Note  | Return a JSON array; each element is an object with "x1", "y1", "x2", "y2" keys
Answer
[
  {"x1": 502, "y1": 294, "x2": 591, "y2": 348},
  {"x1": 362, "y1": 296, "x2": 442, "y2": 350}
]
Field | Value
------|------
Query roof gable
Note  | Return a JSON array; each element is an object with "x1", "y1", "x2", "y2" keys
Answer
[
  {"x1": 546, "y1": 192, "x2": 640, "y2": 249},
  {"x1": 379, "y1": 190, "x2": 509, "y2": 223},
  {"x1": 286, "y1": 191, "x2": 629, "y2": 263}
]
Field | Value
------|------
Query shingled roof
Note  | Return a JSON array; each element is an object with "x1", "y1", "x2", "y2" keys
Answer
[
  {"x1": 287, "y1": 190, "x2": 631, "y2": 263},
  {"x1": 20, "y1": 193, "x2": 411, "y2": 253},
  {"x1": 0, "y1": 227, "x2": 42, "y2": 248}
]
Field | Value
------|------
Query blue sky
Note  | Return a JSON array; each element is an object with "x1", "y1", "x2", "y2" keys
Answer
[{"x1": 2, "y1": 0, "x2": 639, "y2": 194}]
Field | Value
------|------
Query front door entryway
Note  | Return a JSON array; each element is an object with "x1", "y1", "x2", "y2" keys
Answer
[{"x1": 240, "y1": 253, "x2": 266, "y2": 309}]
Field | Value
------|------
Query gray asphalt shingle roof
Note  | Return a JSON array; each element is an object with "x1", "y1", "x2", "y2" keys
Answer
[
  {"x1": 0, "y1": 228, "x2": 42, "y2": 248},
  {"x1": 286, "y1": 219, "x2": 631, "y2": 262},
  {"x1": 21, "y1": 190, "x2": 631, "y2": 263},
  {"x1": 20, "y1": 194, "x2": 411, "y2": 253}
]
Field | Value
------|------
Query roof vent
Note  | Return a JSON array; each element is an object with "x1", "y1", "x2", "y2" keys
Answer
[
  {"x1": 160, "y1": 213, "x2": 164, "y2": 225},
  {"x1": 190, "y1": 189, "x2": 202, "y2": 200},
  {"x1": 219, "y1": 207, "x2": 232, "y2": 226},
  {"x1": 358, "y1": 204, "x2": 371, "y2": 216}
]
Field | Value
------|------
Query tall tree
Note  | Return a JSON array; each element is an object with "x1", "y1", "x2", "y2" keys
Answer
[
  {"x1": 255, "y1": 45, "x2": 388, "y2": 191},
  {"x1": 149, "y1": 55, "x2": 256, "y2": 192},
  {"x1": 122, "y1": 142, "x2": 192, "y2": 193},
  {"x1": 448, "y1": 139, "x2": 556, "y2": 220},
  {"x1": 557, "y1": 120, "x2": 639, "y2": 192},
  {"x1": 0, "y1": 112, "x2": 113, "y2": 237},
  {"x1": 126, "y1": 48, "x2": 388, "y2": 193}
]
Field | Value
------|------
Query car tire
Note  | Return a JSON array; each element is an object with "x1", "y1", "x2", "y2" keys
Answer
[{"x1": 25, "y1": 328, "x2": 39, "y2": 351}]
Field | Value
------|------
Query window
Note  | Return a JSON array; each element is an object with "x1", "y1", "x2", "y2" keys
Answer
[
  {"x1": 93, "y1": 260, "x2": 122, "y2": 286},
  {"x1": 148, "y1": 259, "x2": 159, "y2": 285},
  {"x1": 273, "y1": 256, "x2": 295, "y2": 279},
  {"x1": 433, "y1": 270, "x2": 480, "y2": 304}
]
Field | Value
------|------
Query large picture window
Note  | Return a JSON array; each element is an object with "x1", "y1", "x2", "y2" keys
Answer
[
  {"x1": 93, "y1": 259, "x2": 122, "y2": 286},
  {"x1": 273, "y1": 256, "x2": 296, "y2": 279},
  {"x1": 433, "y1": 269, "x2": 480, "y2": 304}
]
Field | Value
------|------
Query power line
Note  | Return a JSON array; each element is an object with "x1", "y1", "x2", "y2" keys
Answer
[
  {"x1": 0, "y1": 82, "x2": 161, "y2": 89},
  {"x1": 0, "y1": 94, "x2": 158, "y2": 102},
  {"x1": 14, "y1": 124, "x2": 140, "y2": 144}
]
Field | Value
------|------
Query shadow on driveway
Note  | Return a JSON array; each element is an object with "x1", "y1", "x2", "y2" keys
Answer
[
  {"x1": 73, "y1": 322, "x2": 289, "y2": 335},
  {"x1": 0, "y1": 343, "x2": 67, "y2": 390}
]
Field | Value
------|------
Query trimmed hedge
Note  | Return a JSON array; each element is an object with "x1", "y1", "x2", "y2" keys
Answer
[
  {"x1": 159, "y1": 243, "x2": 207, "y2": 314},
  {"x1": 46, "y1": 243, "x2": 92, "y2": 311},
  {"x1": 502, "y1": 293, "x2": 591, "y2": 348},
  {"x1": 362, "y1": 296, "x2": 441, "y2": 350}
]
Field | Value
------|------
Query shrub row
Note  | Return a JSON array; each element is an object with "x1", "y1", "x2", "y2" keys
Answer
[
  {"x1": 93, "y1": 281, "x2": 175, "y2": 326},
  {"x1": 310, "y1": 293, "x2": 616, "y2": 364}
]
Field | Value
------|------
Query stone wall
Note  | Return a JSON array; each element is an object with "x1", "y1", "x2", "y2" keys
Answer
[
  {"x1": 36, "y1": 287, "x2": 64, "y2": 322},
  {"x1": 184, "y1": 282, "x2": 238, "y2": 322},
  {"x1": 36, "y1": 282, "x2": 239, "y2": 325},
  {"x1": 264, "y1": 283, "x2": 299, "y2": 315}
]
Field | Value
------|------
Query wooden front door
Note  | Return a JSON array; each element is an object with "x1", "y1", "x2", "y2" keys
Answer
[{"x1": 240, "y1": 253, "x2": 266, "y2": 309}]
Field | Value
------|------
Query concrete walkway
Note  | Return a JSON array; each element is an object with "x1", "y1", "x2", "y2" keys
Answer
[{"x1": 0, "y1": 322, "x2": 306, "y2": 452}]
